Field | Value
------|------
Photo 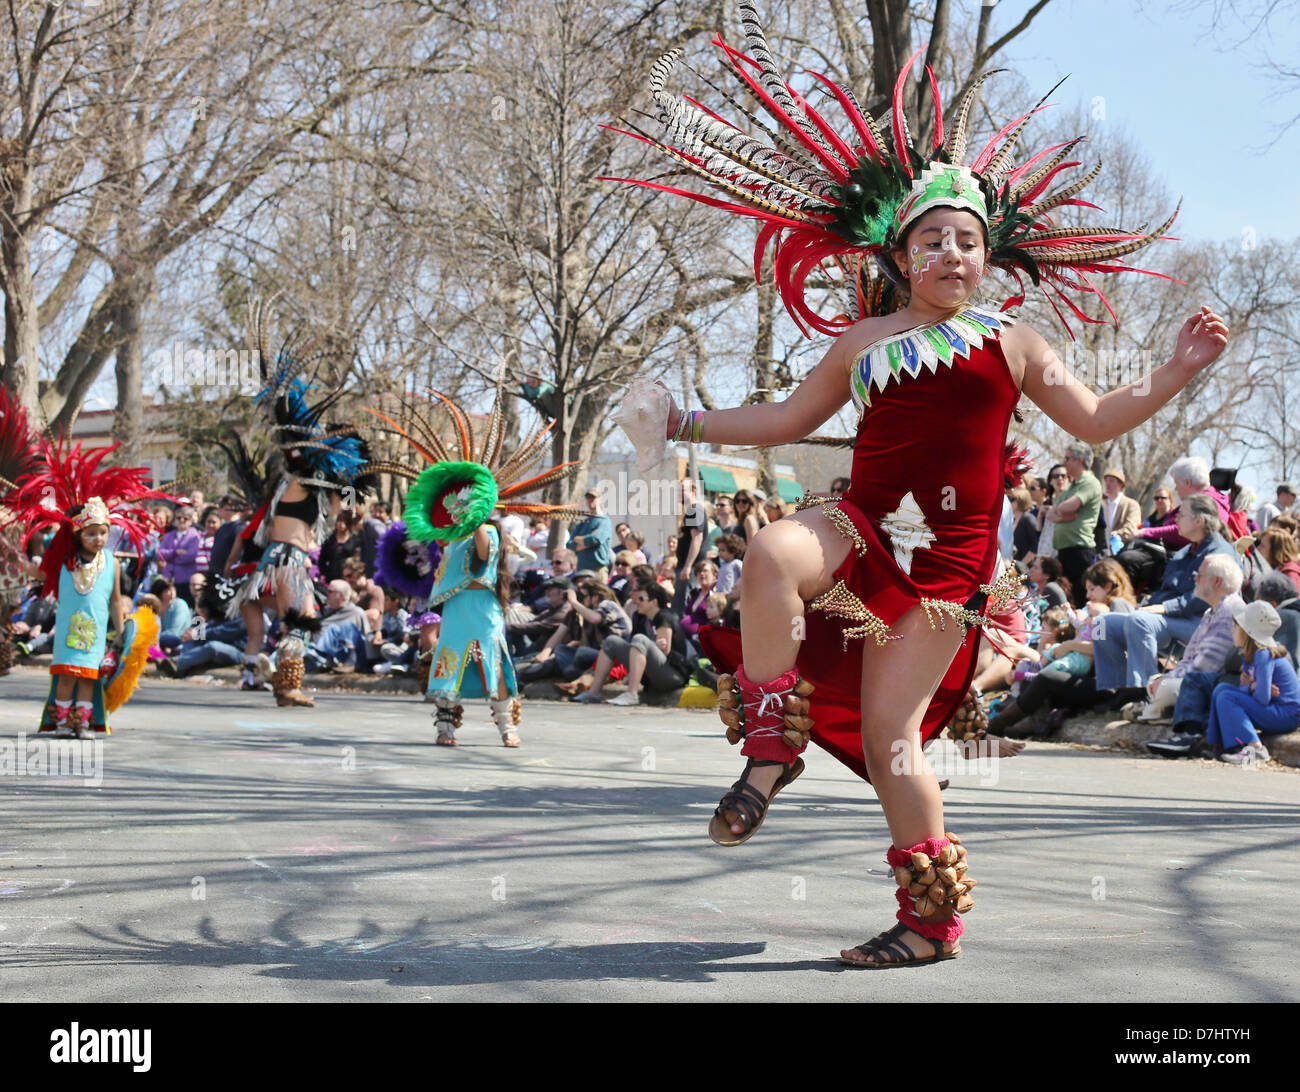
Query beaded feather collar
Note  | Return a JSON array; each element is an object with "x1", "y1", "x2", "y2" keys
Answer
[{"x1": 849, "y1": 306, "x2": 1015, "y2": 414}]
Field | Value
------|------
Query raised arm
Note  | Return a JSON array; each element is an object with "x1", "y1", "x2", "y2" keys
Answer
[
  {"x1": 667, "y1": 327, "x2": 858, "y2": 446},
  {"x1": 1011, "y1": 307, "x2": 1228, "y2": 443}
]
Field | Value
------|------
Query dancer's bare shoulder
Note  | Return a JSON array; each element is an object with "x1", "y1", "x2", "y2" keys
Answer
[{"x1": 834, "y1": 313, "x2": 924, "y2": 371}]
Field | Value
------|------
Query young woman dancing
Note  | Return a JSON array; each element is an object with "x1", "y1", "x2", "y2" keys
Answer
[{"x1": 612, "y1": 3, "x2": 1228, "y2": 967}]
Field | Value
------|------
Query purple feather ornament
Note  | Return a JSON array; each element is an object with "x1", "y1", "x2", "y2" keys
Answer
[{"x1": 374, "y1": 521, "x2": 441, "y2": 600}]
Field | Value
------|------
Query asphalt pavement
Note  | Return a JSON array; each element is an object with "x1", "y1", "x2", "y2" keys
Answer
[{"x1": 2, "y1": 669, "x2": 1297, "y2": 1002}]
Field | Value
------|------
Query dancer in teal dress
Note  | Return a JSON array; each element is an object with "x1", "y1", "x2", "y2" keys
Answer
[
  {"x1": 425, "y1": 521, "x2": 520, "y2": 745},
  {"x1": 365, "y1": 375, "x2": 584, "y2": 747},
  {"x1": 39, "y1": 503, "x2": 124, "y2": 737},
  {"x1": 4, "y1": 425, "x2": 166, "y2": 739}
]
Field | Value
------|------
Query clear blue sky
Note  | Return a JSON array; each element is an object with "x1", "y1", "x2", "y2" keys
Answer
[{"x1": 1006, "y1": 0, "x2": 1299, "y2": 244}]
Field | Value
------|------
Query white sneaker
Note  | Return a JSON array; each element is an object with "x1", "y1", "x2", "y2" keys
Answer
[
  {"x1": 606, "y1": 691, "x2": 640, "y2": 707},
  {"x1": 573, "y1": 689, "x2": 603, "y2": 704},
  {"x1": 1220, "y1": 744, "x2": 1269, "y2": 765},
  {"x1": 1136, "y1": 704, "x2": 1171, "y2": 723}
]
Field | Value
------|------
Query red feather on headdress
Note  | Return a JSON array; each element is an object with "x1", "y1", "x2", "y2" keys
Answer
[
  {"x1": 0, "y1": 385, "x2": 43, "y2": 497},
  {"x1": 5, "y1": 430, "x2": 173, "y2": 597}
]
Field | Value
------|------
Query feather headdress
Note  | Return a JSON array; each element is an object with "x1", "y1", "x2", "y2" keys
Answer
[
  {"x1": 247, "y1": 297, "x2": 372, "y2": 491},
  {"x1": 0, "y1": 385, "x2": 43, "y2": 496},
  {"x1": 4, "y1": 431, "x2": 173, "y2": 597},
  {"x1": 602, "y1": 1, "x2": 1177, "y2": 336},
  {"x1": 365, "y1": 373, "x2": 584, "y2": 543},
  {"x1": 374, "y1": 520, "x2": 442, "y2": 600}
]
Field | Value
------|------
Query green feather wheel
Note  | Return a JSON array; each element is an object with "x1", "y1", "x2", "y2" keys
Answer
[{"x1": 405, "y1": 461, "x2": 498, "y2": 543}]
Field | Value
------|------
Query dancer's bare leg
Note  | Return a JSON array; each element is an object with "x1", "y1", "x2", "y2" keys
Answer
[
  {"x1": 719, "y1": 507, "x2": 849, "y2": 834},
  {"x1": 240, "y1": 601, "x2": 264, "y2": 660},
  {"x1": 841, "y1": 607, "x2": 968, "y2": 964}
]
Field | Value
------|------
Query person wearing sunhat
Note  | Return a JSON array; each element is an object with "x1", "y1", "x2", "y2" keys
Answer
[
  {"x1": 1097, "y1": 467, "x2": 1141, "y2": 551},
  {"x1": 1209, "y1": 599, "x2": 1300, "y2": 764}
]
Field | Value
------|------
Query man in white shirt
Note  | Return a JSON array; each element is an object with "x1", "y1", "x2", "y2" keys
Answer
[{"x1": 1256, "y1": 482, "x2": 1296, "y2": 531}]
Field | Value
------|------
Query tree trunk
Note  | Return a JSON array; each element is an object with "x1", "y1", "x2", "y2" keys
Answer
[
  {"x1": 111, "y1": 283, "x2": 146, "y2": 466},
  {"x1": 0, "y1": 145, "x2": 40, "y2": 415}
]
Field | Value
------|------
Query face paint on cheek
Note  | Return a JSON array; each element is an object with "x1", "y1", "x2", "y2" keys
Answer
[{"x1": 909, "y1": 244, "x2": 943, "y2": 282}]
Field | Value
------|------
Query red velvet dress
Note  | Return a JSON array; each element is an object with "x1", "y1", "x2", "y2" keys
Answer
[{"x1": 701, "y1": 306, "x2": 1021, "y2": 782}]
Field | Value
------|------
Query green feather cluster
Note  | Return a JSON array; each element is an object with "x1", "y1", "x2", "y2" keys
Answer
[
  {"x1": 829, "y1": 155, "x2": 913, "y2": 250},
  {"x1": 405, "y1": 460, "x2": 499, "y2": 543}
]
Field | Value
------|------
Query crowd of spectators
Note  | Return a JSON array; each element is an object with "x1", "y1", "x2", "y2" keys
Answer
[
  {"x1": 987, "y1": 451, "x2": 1300, "y2": 763},
  {"x1": 508, "y1": 476, "x2": 803, "y2": 704},
  {"x1": 8, "y1": 451, "x2": 1296, "y2": 760},
  {"x1": 6, "y1": 474, "x2": 800, "y2": 703}
]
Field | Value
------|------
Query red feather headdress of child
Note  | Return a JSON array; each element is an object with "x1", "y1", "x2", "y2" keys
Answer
[
  {"x1": 0, "y1": 402, "x2": 173, "y2": 597},
  {"x1": 600, "y1": 1, "x2": 1178, "y2": 338}
]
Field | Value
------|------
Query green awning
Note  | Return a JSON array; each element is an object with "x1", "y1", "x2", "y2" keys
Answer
[
  {"x1": 697, "y1": 465, "x2": 739, "y2": 495},
  {"x1": 776, "y1": 478, "x2": 803, "y2": 502}
]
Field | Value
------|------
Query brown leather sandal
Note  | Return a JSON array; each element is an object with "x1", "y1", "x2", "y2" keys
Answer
[
  {"x1": 838, "y1": 921, "x2": 961, "y2": 969},
  {"x1": 708, "y1": 756, "x2": 804, "y2": 847}
]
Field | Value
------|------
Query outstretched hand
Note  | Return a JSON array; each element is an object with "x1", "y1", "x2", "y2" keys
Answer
[
  {"x1": 1172, "y1": 306, "x2": 1228, "y2": 374},
  {"x1": 656, "y1": 380, "x2": 683, "y2": 441}
]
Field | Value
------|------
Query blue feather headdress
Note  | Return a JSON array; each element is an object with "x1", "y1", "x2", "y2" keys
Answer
[{"x1": 249, "y1": 297, "x2": 372, "y2": 490}]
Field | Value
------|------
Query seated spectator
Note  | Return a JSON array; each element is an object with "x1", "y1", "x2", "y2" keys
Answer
[
  {"x1": 1211, "y1": 600, "x2": 1300, "y2": 763},
  {"x1": 303, "y1": 579, "x2": 371, "y2": 673},
  {"x1": 1256, "y1": 482, "x2": 1296, "y2": 532},
  {"x1": 1022, "y1": 555, "x2": 1069, "y2": 644},
  {"x1": 763, "y1": 497, "x2": 791, "y2": 523},
  {"x1": 195, "y1": 506, "x2": 220, "y2": 572},
  {"x1": 1143, "y1": 485, "x2": 1175, "y2": 529},
  {"x1": 520, "y1": 548, "x2": 577, "y2": 611},
  {"x1": 160, "y1": 613, "x2": 252, "y2": 679},
  {"x1": 151, "y1": 576, "x2": 192, "y2": 653},
  {"x1": 1011, "y1": 484, "x2": 1038, "y2": 562},
  {"x1": 989, "y1": 571, "x2": 1132, "y2": 736},
  {"x1": 1029, "y1": 555, "x2": 1070, "y2": 610},
  {"x1": 342, "y1": 557, "x2": 386, "y2": 629},
  {"x1": 1147, "y1": 570, "x2": 1297, "y2": 758},
  {"x1": 1134, "y1": 554, "x2": 1244, "y2": 727},
  {"x1": 575, "y1": 582, "x2": 692, "y2": 706},
  {"x1": 1133, "y1": 455, "x2": 1231, "y2": 550},
  {"x1": 614, "y1": 523, "x2": 649, "y2": 566},
  {"x1": 11, "y1": 586, "x2": 57, "y2": 657},
  {"x1": 716, "y1": 534, "x2": 745, "y2": 597},
  {"x1": 1256, "y1": 574, "x2": 1300, "y2": 664},
  {"x1": 654, "y1": 556, "x2": 677, "y2": 594},
  {"x1": 679, "y1": 559, "x2": 718, "y2": 640},
  {"x1": 158, "y1": 506, "x2": 202, "y2": 604},
  {"x1": 509, "y1": 576, "x2": 574, "y2": 656},
  {"x1": 1259, "y1": 526, "x2": 1300, "y2": 596},
  {"x1": 319, "y1": 509, "x2": 365, "y2": 583},
  {"x1": 1093, "y1": 493, "x2": 1238, "y2": 706},
  {"x1": 188, "y1": 572, "x2": 208, "y2": 607},
  {"x1": 609, "y1": 551, "x2": 637, "y2": 604},
  {"x1": 528, "y1": 580, "x2": 632, "y2": 686},
  {"x1": 706, "y1": 591, "x2": 732, "y2": 627}
]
